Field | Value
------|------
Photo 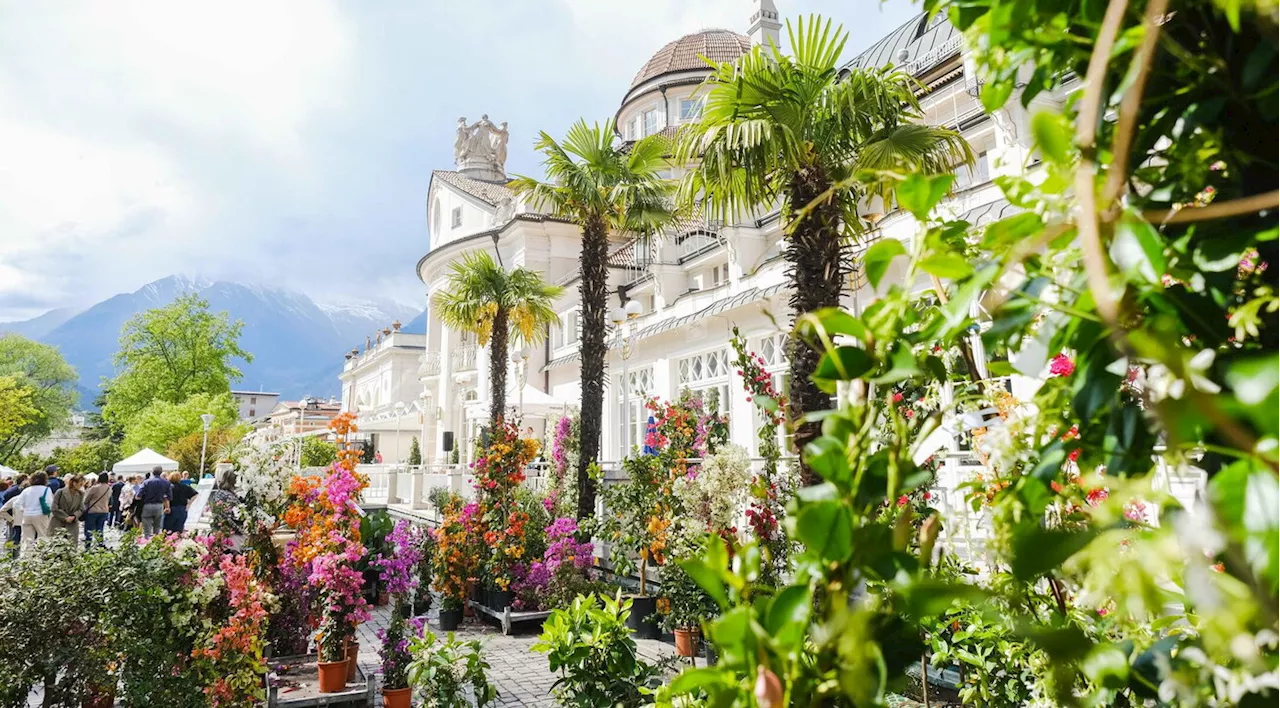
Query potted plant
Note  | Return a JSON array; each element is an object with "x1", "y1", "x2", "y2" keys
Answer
[
  {"x1": 310, "y1": 548, "x2": 371, "y2": 692},
  {"x1": 432, "y1": 499, "x2": 473, "y2": 630},
  {"x1": 659, "y1": 560, "x2": 717, "y2": 657},
  {"x1": 407, "y1": 630, "x2": 498, "y2": 707},
  {"x1": 378, "y1": 606, "x2": 414, "y2": 708},
  {"x1": 533, "y1": 592, "x2": 665, "y2": 706},
  {"x1": 316, "y1": 608, "x2": 350, "y2": 693},
  {"x1": 439, "y1": 595, "x2": 465, "y2": 631}
]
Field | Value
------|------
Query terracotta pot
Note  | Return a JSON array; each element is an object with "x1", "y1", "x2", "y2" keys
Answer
[
  {"x1": 674, "y1": 627, "x2": 700, "y2": 657},
  {"x1": 439, "y1": 608, "x2": 463, "y2": 631},
  {"x1": 382, "y1": 686, "x2": 411, "y2": 708},
  {"x1": 317, "y1": 660, "x2": 348, "y2": 693},
  {"x1": 346, "y1": 641, "x2": 360, "y2": 683}
]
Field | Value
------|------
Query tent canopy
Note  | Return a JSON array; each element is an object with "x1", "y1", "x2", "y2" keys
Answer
[
  {"x1": 0, "y1": 464, "x2": 19, "y2": 478},
  {"x1": 112, "y1": 448, "x2": 180, "y2": 474},
  {"x1": 466, "y1": 384, "x2": 570, "y2": 419}
]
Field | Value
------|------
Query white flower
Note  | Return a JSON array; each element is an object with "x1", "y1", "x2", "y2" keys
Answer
[{"x1": 1146, "y1": 349, "x2": 1220, "y2": 402}]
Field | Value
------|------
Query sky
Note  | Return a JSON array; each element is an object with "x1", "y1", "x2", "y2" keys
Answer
[{"x1": 0, "y1": 0, "x2": 921, "y2": 323}]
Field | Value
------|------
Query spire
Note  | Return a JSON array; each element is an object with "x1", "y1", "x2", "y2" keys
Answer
[{"x1": 748, "y1": 0, "x2": 781, "y2": 47}]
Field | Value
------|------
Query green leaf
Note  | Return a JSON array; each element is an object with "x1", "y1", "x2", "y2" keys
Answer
[
  {"x1": 1082, "y1": 643, "x2": 1131, "y2": 689},
  {"x1": 709, "y1": 606, "x2": 751, "y2": 646},
  {"x1": 1031, "y1": 111, "x2": 1071, "y2": 164},
  {"x1": 798, "y1": 307, "x2": 869, "y2": 342},
  {"x1": 872, "y1": 343, "x2": 921, "y2": 384},
  {"x1": 667, "y1": 667, "x2": 730, "y2": 695},
  {"x1": 918, "y1": 253, "x2": 974, "y2": 280},
  {"x1": 1225, "y1": 354, "x2": 1279, "y2": 406},
  {"x1": 981, "y1": 212, "x2": 1045, "y2": 250},
  {"x1": 863, "y1": 239, "x2": 907, "y2": 289},
  {"x1": 898, "y1": 173, "x2": 955, "y2": 221},
  {"x1": 813, "y1": 346, "x2": 874, "y2": 391},
  {"x1": 1011, "y1": 526, "x2": 1099, "y2": 581},
  {"x1": 981, "y1": 80, "x2": 1014, "y2": 112},
  {"x1": 900, "y1": 580, "x2": 989, "y2": 617},
  {"x1": 765, "y1": 585, "x2": 812, "y2": 650},
  {"x1": 679, "y1": 559, "x2": 729, "y2": 610},
  {"x1": 1110, "y1": 209, "x2": 1166, "y2": 283},
  {"x1": 796, "y1": 500, "x2": 854, "y2": 562},
  {"x1": 803, "y1": 436, "x2": 852, "y2": 488}
]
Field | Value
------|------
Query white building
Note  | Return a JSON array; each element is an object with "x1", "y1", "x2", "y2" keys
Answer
[
  {"x1": 397, "y1": 2, "x2": 1064, "y2": 466},
  {"x1": 230, "y1": 390, "x2": 280, "y2": 421},
  {"x1": 338, "y1": 322, "x2": 430, "y2": 463}
]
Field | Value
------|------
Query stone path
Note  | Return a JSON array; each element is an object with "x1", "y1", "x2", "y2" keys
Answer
[{"x1": 354, "y1": 601, "x2": 679, "y2": 707}]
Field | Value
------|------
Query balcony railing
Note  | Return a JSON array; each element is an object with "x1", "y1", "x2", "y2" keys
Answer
[
  {"x1": 678, "y1": 231, "x2": 721, "y2": 261},
  {"x1": 419, "y1": 351, "x2": 441, "y2": 377},
  {"x1": 452, "y1": 345, "x2": 478, "y2": 372}
]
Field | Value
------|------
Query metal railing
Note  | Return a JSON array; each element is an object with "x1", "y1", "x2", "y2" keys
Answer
[{"x1": 452, "y1": 345, "x2": 478, "y2": 372}]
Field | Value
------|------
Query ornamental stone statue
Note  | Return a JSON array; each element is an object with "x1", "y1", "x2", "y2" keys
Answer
[{"x1": 454, "y1": 115, "x2": 509, "y2": 180}]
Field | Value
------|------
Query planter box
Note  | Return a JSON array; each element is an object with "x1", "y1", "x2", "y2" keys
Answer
[
  {"x1": 265, "y1": 653, "x2": 374, "y2": 707},
  {"x1": 467, "y1": 599, "x2": 551, "y2": 636}
]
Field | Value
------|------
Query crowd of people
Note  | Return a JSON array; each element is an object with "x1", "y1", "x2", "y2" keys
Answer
[{"x1": 0, "y1": 464, "x2": 203, "y2": 555}]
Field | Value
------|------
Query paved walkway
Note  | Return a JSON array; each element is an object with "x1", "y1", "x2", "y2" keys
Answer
[{"x1": 354, "y1": 601, "x2": 680, "y2": 707}]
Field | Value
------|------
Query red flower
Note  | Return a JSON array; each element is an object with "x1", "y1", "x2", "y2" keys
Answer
[
  {"x1": 892, "y1": 392, "x2": 904, "y2": 403},
  {"x1": 897, "y1": 495, "x2": 909, "y2": 507},
  {"x1": 1049, "y1": 353, "x2": 1076, "y2": 377}
]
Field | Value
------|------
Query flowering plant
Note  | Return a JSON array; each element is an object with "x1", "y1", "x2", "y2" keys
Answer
[
  {"x1": 191, "y1": 550, "x2": 273, "y2": 707},
  {"x1": 235, "y1": 440, "x2": 296, "y2": 524},
  {"x1": 512, "y1": 517, "x2": 597, "y2": 610},
  {"x1": 432, "y1": 499, "x2": 477, "y2": 611},
  {"x1": 378, "y1": 606, "x2": 414, "y2": 691},
  {"x1": 673, "y1": 444, "x2": 751, "y2": 535},
  {"x1": 470, "y1": 419, "x2": 539, "y2": 590},
  {"x1": 377, "y1": 519, "x2": 423, "y2": 599},
  {"x1": 309, "y1": 541, "x2": 371, "y2": 663},
  {"x1": 406, "y1": 630, "x2": 498, "y2": 707}
]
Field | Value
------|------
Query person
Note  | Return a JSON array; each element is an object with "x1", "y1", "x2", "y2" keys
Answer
[
  {"x1": 137, "y1": 467, "x2": 172, "y2": 537},
  {"x1": 45, "y1": 465, "x2": 64, "y2": 493},
  {"x1": 16, "y1": 471, "x2": 53, "y2": 555},
  {"x1": 180, "y1": 471, "x2": 195, "y2": 487},
  {"x1": 50, "y1": 474, "x2": 85, "y2": 542},
  {"x1": 117, "y1": 475, "x2": 137, "y2": 527},
  {"x1": 108, "y1": 475, "x2": 125, "y2": 528},
  {"x1": 163, "y1": 471, "x2": 198, "y2": 533},
  {"x1": 1, "y1": 474, "x2": 26, "y2": 550},
  {"x1": 375, "y1": 451, "x2": 384, "y2": 464},
  {"x1": 83, "y1": 473, "x2": 112, "y2": 548}
]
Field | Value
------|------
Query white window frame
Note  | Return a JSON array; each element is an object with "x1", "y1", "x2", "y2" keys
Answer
[
  {"x1": 678, "y1": 97, "x2": 704, "y2": 122},
  {"x1": 617, "y1": 367, "x2": 655, "y2": 458},
  {"x1": 642, "y1": 107, "x2": 660, "y2": 136},
  {"x1": 450, "y1": 206, "x2": 463, "y2": 229}
]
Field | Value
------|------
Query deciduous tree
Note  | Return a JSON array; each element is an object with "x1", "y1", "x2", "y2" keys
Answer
[
  {"x1": 120, "y1": 391, "x2": 238, "y2": 456},
  {"x1": 0, "y1": 334, "x2": 78, "y2": 463}
]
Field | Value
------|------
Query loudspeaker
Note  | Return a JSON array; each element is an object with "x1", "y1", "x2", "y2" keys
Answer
[{"x1": 442, "y1": 431, "x2": 454, "y2": 452}]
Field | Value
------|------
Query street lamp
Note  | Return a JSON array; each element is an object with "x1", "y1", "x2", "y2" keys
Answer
[
  {"x1": 394, "y1": 401, "x2": 406, "y2": 463},
  {"x1": 297, "y1": 396, "x2": 311, "y2": 467},
  {"x1": 510, "y1": 346, "x2": 534, "y2": 416},
  {"x1": 199, "y1": 413, "x2": 215, "y2": 478},
  {"x1": 611, "y1": 298, "x2": 643, "y2": 455}
]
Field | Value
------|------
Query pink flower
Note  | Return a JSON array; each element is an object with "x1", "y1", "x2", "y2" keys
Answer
[
  {"x1": 1086, "y1": 487, "x2": 1109, "y2": 506},
  {"x1": 892, "y1": 392, "x2": 904, "y2": 403},
  {"x1": 897, "y1": 495, "x2": 909, "y2": 507},
  {"x1": 1049, "y1": 353, "x2": 1075, "y2": 377}
]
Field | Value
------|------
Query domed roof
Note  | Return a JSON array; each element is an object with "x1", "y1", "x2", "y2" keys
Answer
[{"x1": 629, "y1": 29, "x2": 752, "y2": 91}]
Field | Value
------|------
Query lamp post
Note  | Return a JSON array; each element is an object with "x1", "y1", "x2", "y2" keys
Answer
[
  {"x1": 394, "y1": 400, "x2": 406, "y2": 463},
  {"x1": 199, "y1": 413, "x2": 215, "y2": 477},
  {"x1": 509, "y1": 346, "x2": 534, "y2": 418},
  {"x1": 610, "y1": 298, "x2": 643, "y2": 455},
  {"x1": 297, "y1": 396, "x2": 311, "y2": 467}
]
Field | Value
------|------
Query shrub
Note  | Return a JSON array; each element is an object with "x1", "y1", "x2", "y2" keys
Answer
[
  {"x1": 407, "y1": 630, "x2": 497, "y2": 707},
  {"x1": 533, "y1": 592, "x2": 663, "y2": 707}
]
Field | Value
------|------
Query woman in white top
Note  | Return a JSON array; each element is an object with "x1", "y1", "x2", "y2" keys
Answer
[{"x1": 16, "y1": 470, "x2": 54, "y2": 555}]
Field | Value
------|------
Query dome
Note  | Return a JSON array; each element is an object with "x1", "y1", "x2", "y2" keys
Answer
[{"x1": 629, "y1": 29, "x2": 752, "y2": 91}]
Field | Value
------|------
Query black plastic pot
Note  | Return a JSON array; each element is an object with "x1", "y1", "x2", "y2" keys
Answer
[
  {"x1": 625, "y1": 595, "x2": 662, "y2": 639},
  {"x1": 439, "y1": 608, "x2": 463, "y2": 631},
  {"x1": 490, "y1": 589, "x2": 513, "y2": 611}
]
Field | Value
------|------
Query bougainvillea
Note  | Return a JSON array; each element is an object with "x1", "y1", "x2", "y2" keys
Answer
[
  {"x1": 432, "y1": 498, "x2": 478, "y2": 611},
  {"x1": 377, "y1": 519, "x2": 423, "y2": 598},
  {"x1": 192, "y1": 551, "x2": 272, "y2": 707},
  {"x1": 470, "y1": 419, "x2": 540, "y2": 590}
]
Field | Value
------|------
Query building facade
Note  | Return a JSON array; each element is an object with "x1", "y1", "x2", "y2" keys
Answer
[
  {"x1": 230, "y1": 390, "x2": 281, "y2": 421},
  {"x1": 337, "y1": 322, "x2": 430, "y2": 463},
  {"x1": 394, "y1": 2, "x2": 1067, "y2": 466}
]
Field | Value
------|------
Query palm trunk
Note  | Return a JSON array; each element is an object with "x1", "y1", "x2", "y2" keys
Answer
[
  {"x1": 575, "y1": 217, "x2": 610, "y2": 521},
  {"x1": 489, "y1": 306, "x2": 510, "y2": 428},
  {"x1": 785, "y1": 170, "x2": 847, "y2": 487}
]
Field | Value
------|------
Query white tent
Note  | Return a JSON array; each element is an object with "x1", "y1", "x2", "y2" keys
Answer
[
  {"x1": 0, "y1": 464, "x2": 19, "y2": 478},
  {"x1": 466, "y1": 384, "x2": 570, "y2": 419},
  {"x1": 112, "y1": 448, "x2": 180, "y2": 474}
]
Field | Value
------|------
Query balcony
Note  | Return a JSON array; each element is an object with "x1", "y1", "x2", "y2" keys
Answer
[
  {"x1": 452, "y1": 345, "x2": 478, "y2": 372},
  {"x1": 418, "y1": 351, "x2": 442, "y2": 377}
]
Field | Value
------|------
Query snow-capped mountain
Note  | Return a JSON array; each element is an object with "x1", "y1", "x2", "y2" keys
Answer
[{"x1": 3, "y1": 275, "x2": 422, "y2": 403}]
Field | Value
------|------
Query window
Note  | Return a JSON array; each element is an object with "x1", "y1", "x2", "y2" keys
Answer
[
  {"x1": 617, "y1": 367, "x2": 654, "y2": 458},
  {"x1": 249, "y1": 408, "x2": 256, "y2": 417},
  {"x1": 250, "y1": 396, "x2": 256, "y2": 405},
  {"x1": 679, "y1": 98, "x2": 704, "y2": 121},
  {"x1": 710, "y1": 264, "x2": 728, "y2": 286},
  {"x1": 451, "y1": 206, "x2": 462, "y2": 229},
  {"x1": 642, "y1": 108, "x2": 660, "y2": 136},
  {"x1": 630, "y1": 116, "x2": 641, "y2": 140},
  {"x1": 677, "y1": 349, "x2": 730, "y2": 387},
  {"x1": 560, "y1": 310, "x2": 581, "y2": 347},
  {"x1": 954, "y1": 152, "x2": 990, "y2": 190}
]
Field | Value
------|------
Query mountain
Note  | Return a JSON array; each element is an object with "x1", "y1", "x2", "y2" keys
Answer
[
  {"x1": 0, "y1": 307, "x2": 79, "y2": 340},
  {"x1": 19, "y1": 275, "x2": 422, "y2": 403}
]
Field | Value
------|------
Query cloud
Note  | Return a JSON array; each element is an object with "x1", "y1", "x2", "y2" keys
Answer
[{"x1": 0, "y1": 0, "x2": 920, "y2": 323}]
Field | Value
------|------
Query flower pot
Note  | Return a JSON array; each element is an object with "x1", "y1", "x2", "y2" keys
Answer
[
  {"x1": 490, "y1": 589, "x2": 513, "y2": 611},
  {"x1": 674, "y1": 627, "x2": 700, "y2": 657},
  {"x1": 377, "y1": 591, "x2": 390, "y2": 607},
  {"x1": 468, "y1": 580, "x2": 481, "y2": 603},
  {"x1": 317, "y1": 660, "x2": 348, "y2": 693},
  {"x1": 439, "y1": 608, "x2": 463, "y2": 631},
  {"x1": 382, "y1": 686, "x2": 411, "y2": 708},
  {"x1": 625, "y1": 595, "x2": 661, "y2": 640},
  {"x1": 346, "y1": 641, "x2": 360, "y2": 683}
]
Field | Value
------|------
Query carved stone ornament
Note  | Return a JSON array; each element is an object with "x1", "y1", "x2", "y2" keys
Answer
[{"x1": 454, "y1": 115, "x2": 510, "y2": 169}]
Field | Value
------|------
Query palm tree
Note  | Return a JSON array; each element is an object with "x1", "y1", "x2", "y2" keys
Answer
[
  {"x1": 510, "y1": 120, "x2": 675, "y2": 521},
  {"x1": 433, "y1": 251, "x2": 563, "y2": 427},
  {"x1": 676, "y1": 16, "x2": 971, "y2": 485}
]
